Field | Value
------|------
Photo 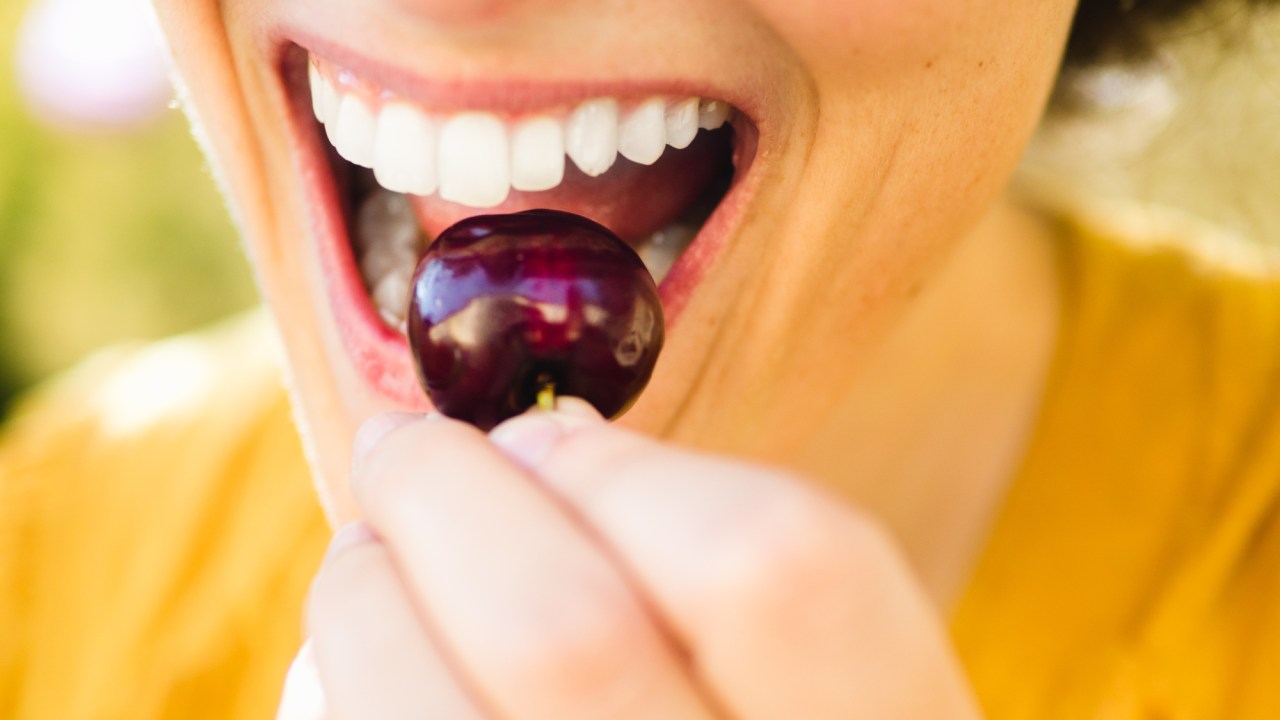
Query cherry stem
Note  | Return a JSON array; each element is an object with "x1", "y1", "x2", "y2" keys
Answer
[{"x1": 536, "y1": 375, "x2": 556, "y2": 412}]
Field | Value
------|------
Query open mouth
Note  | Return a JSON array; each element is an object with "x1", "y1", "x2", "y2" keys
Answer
[{"x1": 279, "y1": 42, "x2": 759, "y2": 404}]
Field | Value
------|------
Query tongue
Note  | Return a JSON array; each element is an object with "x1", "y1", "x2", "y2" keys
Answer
[{"x1": 412, "y1": 129, "x2": 728, "y2": 247}]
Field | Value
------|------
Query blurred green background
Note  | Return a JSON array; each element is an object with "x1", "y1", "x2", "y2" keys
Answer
[
  {"x1": 0, "y1": 0, "x2": 257, "y2": 416},
  {"x1": 0, "y1": 1, "x2": 1276, "y2": 418}
]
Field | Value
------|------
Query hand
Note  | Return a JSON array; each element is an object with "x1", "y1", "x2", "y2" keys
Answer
[{"x1": 279, "y1": 400, "x2": 982, "y2": 719}]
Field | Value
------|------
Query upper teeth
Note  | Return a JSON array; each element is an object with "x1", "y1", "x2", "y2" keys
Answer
[{"x1": 309, "y1": 58, "x2": 732, "y2": 209}]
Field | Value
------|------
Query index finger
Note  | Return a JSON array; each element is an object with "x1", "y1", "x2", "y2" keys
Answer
[{"x1": 350, "y1": 414, "x2": 720, "y2": 720}]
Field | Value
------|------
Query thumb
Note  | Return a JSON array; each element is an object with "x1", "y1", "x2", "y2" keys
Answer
[{"x1": 487, "y1": 396, "x2": 605, "y2": 468}]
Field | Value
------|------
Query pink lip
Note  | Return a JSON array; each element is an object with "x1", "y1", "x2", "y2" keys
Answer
[{"x1": 274, "y1": 36, "x2": 761, "y2": 407}]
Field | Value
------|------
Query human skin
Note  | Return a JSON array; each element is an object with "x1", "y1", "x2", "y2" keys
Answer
[{"x1": 151, "y1": 0, "x2": 1075, "y2": 715}]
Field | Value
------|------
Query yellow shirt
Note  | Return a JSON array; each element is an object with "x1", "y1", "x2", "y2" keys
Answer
[
  {"x1": 3, "y1": 208, "x2": 1280, "y2": 718},
  {"x1": 955, "y1": 206, "x2": 1280, "y2": 719},
  {"x1": 0, "y1": 317, "x2": 328, "y2": 718}
]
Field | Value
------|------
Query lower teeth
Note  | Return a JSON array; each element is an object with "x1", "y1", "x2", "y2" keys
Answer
[
  {"x1": 635, "y1": 224, "x2": 696, "y2": 282},
  {"x1": 355, "y1": 190, "x2": 420, "y2": 327},
  {"x1": 354, "y1": 186, "x2": 710, "y2": 329}
]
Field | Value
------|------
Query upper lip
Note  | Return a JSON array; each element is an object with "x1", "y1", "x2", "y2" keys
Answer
[{"x1": 278, "y1": 28, "x2": 763, "y2": 124}]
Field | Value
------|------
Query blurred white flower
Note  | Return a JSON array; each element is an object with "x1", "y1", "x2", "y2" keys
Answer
[{"x1": 15, "y1": 0, "x2": 172, "y2": 130}]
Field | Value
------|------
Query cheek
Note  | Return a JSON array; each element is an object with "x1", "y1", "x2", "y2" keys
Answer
[
  {"x1": 742, "y1": 0, "x2": 972, "y2": 70},
  {"x1": 665, "y1": 1, "x2": 1075, "y2": 455},
  {"x1": 741, "y1": 0, "x2": 1075, "y2": 91},
  {"x1": 743, "y1": 0, "x2": 1075, "y2": 213}
]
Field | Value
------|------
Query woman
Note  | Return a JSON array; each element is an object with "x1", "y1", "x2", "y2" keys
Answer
[{"x1": 4, "y1": 0, "x2": 1278, "y2": 717}]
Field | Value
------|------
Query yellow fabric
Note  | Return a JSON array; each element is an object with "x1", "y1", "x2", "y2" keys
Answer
[
  {"x1": 0, "y1": 313, "x2": 329, "y2": 719},
  {"x1": 954, "y1": 208, "x2": 1280, "y2": 719},
  {"x1": 3, "y1": 210, "x2": 1280, "y2": 718}
]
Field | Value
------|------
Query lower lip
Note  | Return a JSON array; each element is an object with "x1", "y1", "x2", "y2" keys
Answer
[{"x1": 281, "y1": 50, "x2": 760, "y2": 407}]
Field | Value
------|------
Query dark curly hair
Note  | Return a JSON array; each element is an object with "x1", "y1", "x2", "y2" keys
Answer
[{"x1": 1065, "y1": 0, "x2": 1277, "y2": 65}]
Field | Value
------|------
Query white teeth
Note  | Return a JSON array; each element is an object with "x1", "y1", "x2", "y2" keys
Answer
[
  {"x1": 321, "y1": 58, "x2": 733, "y2": 324},
  {"x1": 354, "y1": 190, "x2": 422, "y2": 325},
  {"x1": 311, "y1": 58, "x2": 734, "y2": 201},
  {"x1": 698, "y1": 99, "x2": 730, "y2": 130},
  {"x1": 438, "y1": 112, "x2": 511, "y2": 208},
  {"x1": 355, "y1": 191, "x2": 418, "y2": 265},
  {"x1": 618, "y1": 97, "x2": 667, "y2": 166},
  {"x1": 565, "y1": 98, "x2": 620, "y2": 177},
  {"x1": 510, "y1": 116, "x2": 565, "y2": 192},
  {"x1": 636, "y1": 222, "x2": 698, "y2": 284},
  {"x1": 373, "y1": 102, "x2": 439, "y2": 196},
  {"x1": 309, "y1": 63, "x2": 325, "y2": 121},
  {"x1": 355, "y1": 189, "x2": 418, "y2": 246},
  {"x1": 372, "y1": 271, "x2": 412, "y2": 326},
  {"x1": 319, "y1": 77, "x2": 340, "y2": 126},
  {"x1": 665, "y1": 97, "x2": 699, "y2": 150},
  {"x1": 332, "y1": 95, "x2": 377, "y2": 168}
]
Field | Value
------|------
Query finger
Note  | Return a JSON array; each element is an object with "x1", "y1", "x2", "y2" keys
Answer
[
  {"x1": 492, "y1": 411, "x2": 980, "y2": 720},
  {"x1": 308, "y1": 522, "x2": 488, "y2": 720},
  {"x1": 277, "y1": 640, "x2": 327, "y2": 720},
  {"x1": 351, "y1": 416, "x2": 718, "y2": 720}
]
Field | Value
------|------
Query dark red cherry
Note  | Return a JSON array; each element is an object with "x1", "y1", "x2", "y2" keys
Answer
[{"x1": 407, "y1": 210, "x2": 665, "y2": 431}]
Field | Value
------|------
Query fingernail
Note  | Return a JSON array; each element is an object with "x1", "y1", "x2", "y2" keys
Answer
[
  {"x1": 490, "y1": 405, "x2": 601, "y2": 468},
  {"x1": 350, "y1": 412, "x2": 425, "y2": 476},
  {"x1": 554, "y1": 396, "x2": 606, "y2": 421},
  {"x1": 490, "y1": 413, "x2": 566, "y2": 468},
  {"x1": 325, "y1": 521, "x2": 375, "y2": 561}
]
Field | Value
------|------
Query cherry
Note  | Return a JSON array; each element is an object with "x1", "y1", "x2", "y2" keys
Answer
[{"x1": 407, "y1": 210, "x2": 665, "y2": 430}]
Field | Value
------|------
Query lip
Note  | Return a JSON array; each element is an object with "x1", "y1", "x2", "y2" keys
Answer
[{"x1": 273, "y1": 32, "x2": 763, "y2": 407}]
